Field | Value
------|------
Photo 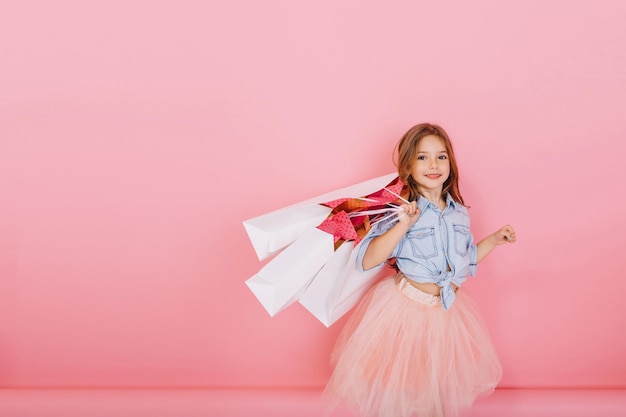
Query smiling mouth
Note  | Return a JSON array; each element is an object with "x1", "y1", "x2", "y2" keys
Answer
[{"x1": 425, "y1": 174, "x2": 441, "y2": 179}]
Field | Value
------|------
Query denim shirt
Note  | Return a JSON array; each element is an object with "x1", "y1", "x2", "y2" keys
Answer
[{"x1": 356, "y1": 194, "x2": 478, "y2": 310}]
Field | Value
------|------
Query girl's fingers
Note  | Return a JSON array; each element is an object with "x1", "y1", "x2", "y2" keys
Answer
[
  {"x1": 503, "y1": 225, "x2": 516, "y2": 242},
  {"x1": 399, "y1": 202, "x2": 419, "y2": 223},
  {"x1": 407, "y1": 202, "x2": 418, "y2": 217}
]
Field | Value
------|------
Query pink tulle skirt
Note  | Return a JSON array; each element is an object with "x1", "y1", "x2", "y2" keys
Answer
[{"x1": 323, "y1": 274, "x2": 502, "y2": 417}]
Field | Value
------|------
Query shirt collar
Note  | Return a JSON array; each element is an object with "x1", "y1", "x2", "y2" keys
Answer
[
  {"x1": 446, "y1": 194, "x2": 457, "y2": 208},
  {"x1": 416, "y1": 193, "x2": 456, "y2": 212}
]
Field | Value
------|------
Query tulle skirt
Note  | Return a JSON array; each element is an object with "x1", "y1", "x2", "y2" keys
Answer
[{"x1": 323, "y1": 274, "x2": 502, "y2": 417}]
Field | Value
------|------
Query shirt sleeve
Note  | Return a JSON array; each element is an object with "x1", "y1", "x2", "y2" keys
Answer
[
  {"x1": 468, "y1": 240, "x2": 478, "y2": 276},
  {"x1": 355, "y1": 216, "x2": 400, "y2": 272},
  {"x1": 465, "y1": 211, "x2": 478, "y2": 276}
]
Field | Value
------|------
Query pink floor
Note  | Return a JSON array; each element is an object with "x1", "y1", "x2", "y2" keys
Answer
[{"x1": 0, "y1": 388, "x2": 624, "y2": 417}]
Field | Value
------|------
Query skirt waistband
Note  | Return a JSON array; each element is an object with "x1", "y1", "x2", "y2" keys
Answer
[{"x1": 394, "y1": 273, "x2": 442, "y2": 306}]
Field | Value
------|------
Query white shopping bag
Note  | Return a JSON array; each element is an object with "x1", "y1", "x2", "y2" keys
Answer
[
  {"x1": 298, "y1": 240, "x2": 388, "y2": 327},
  {"x1": 243, "y1": 173, "x2": 397, "y2": 261},
  {"x1": 245, "y1": 227, "x2": 335, "y2": 317}
]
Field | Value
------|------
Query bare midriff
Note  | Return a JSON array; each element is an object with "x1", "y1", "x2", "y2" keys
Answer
[{"x1": 397, "y1": 272, "x2": 458, "y2": 295}]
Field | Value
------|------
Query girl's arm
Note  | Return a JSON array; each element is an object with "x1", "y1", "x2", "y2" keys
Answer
[
  {"x1": 361, "y1": 202, "x2": 419, "y2": 270},
  {"x1": 476, "y1": 224, "x2": 516, "y2": 263}
]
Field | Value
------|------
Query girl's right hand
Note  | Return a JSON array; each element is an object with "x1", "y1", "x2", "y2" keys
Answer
[
  {"x1": 398, "y1": 201, "x2": 420, "y2": 227},
  {"x1": 361, "y1": 201, "x2": 419, "y2": 270}
]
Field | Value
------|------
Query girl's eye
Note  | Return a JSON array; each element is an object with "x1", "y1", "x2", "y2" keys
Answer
[
  {"x1": 438, "y1": 155, "x2": 448, "y2": 160},
  {"x1": 417, "y1": 155, "x2": 427, "y2": 160}
]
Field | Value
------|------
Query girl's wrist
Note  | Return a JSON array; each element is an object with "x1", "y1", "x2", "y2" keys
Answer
[{"x1": 394, "y1": 220, "x2": 412, "y2": 233}]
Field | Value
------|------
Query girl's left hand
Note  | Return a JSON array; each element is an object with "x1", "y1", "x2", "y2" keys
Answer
[{"x1": 493, "y1": 224, "x2": 516, "y2": 245}]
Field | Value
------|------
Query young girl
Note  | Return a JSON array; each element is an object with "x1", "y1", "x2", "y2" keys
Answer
[{"x1": 323, "y1": 123, "x2": 516, "y2": 417}]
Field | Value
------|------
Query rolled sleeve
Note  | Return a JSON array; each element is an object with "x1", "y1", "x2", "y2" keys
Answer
[
  {"x1": 462, "y1": 210, "x2": 478, "y2": 277},
  {"x1": 355, "y1": 217, "x2": 399, "y2": 271},
  {"x1": 468, "y1": 243, "x2": 478, "y2": 276}
]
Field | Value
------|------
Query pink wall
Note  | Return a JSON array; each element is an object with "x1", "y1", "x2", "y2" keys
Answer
[{"x1": 1, "y1": 0, "x2": 625, "y2": 389}]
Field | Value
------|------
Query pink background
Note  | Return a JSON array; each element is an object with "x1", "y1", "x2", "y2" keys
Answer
[{"x1": 1, "y1": 0, "x2": 625, "y2": 391}]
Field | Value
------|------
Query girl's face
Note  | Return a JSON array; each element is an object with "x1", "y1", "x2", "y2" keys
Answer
[{"x1": 411, "y1": 135, "x2": 450, "y2": 194}]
